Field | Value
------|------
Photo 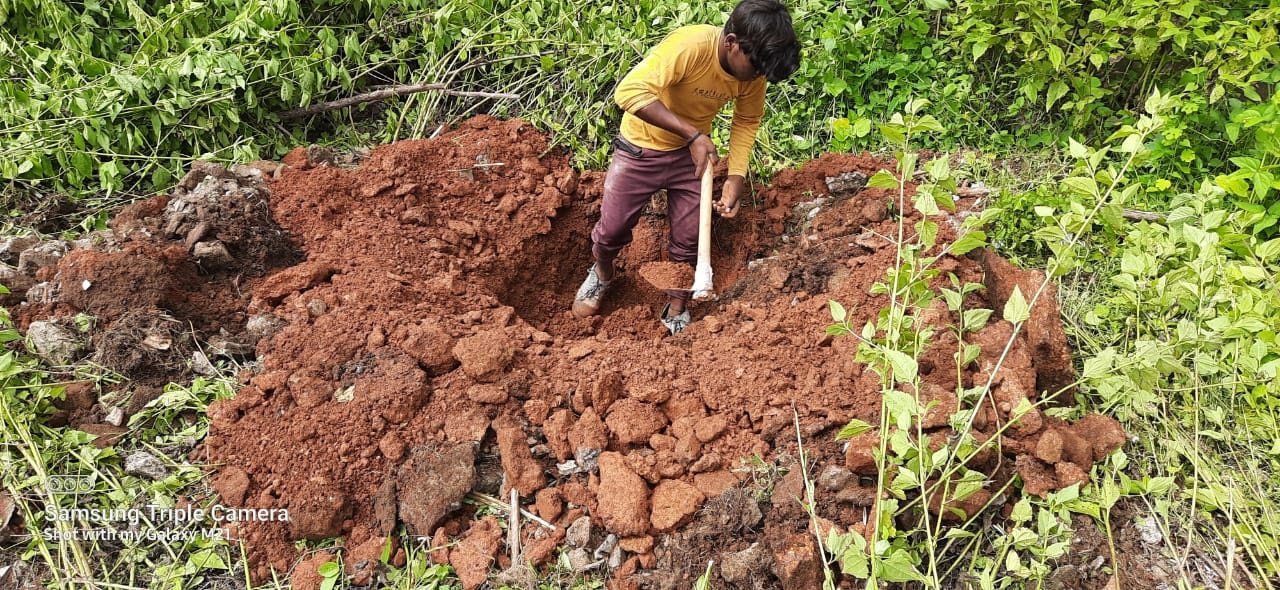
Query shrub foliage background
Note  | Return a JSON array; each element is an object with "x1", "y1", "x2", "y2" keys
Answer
[{"x1": 1, "y1": 0, "x2": 1276, "y2": 207}]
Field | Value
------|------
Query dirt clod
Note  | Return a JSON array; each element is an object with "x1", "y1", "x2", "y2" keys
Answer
[
  {"x1": 396, "y1": 443, "x2": 476, "y2": 536},
  {"x1": 638, "y1": 261, "x2": 694, "y2": 291}
]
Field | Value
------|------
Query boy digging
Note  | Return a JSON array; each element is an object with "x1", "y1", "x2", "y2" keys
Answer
[{"x1": 571, "y1": 0, "x2": 801, "y2": 334}]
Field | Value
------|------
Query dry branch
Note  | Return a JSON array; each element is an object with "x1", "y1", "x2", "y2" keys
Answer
[
  {"x1": 1122, "y1": 209, "x2": 1165, "y2": 222},
  {"x1": 276, "y1": 84, "x2": 519, "y2": 121},
  {"x1": 509, "y1": 488, "x2": 521, "y2": 565}
]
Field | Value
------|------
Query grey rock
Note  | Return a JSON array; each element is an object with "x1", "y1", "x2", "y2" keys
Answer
[
  {"x1": 25, "y1": 281, "x2": 58, "y2": 303},
  {"x1": 192, "y1": 241, "x2": 233, "y2": 269},
  {"x1": 124, "y1": 452, "x2": 169, "y2": 481},
  {"x1": 566, "y1": 548, "x2": 593, "y2": 573},
  {"x1": 17, "y1": 241, "x2": 68, "y2": 274},
  {"x1": 245, "y1": 313, "x2": 286, "y2": 344},
  {"x1": 816, "y1": 465, "x2": 853, "y2": 492},
  {"x1": 574, "y1": 447, "x2": 600, "y2": 472},
  {"x1": 594, "y1": 533, "x2": 617, "y2": 560},
  {"x1": 0, "y1": 265, "x2": 35, "y2": 296},
  {"x1": 191, "y1": 350, "x2": 217, "y2": 376},
  {"x1": 207, "y1": 336, "x2": 254, "y2": 357},
  {"x1": 825, "y1": 171, "x2": 868, "y2": 195},
  {"x1": 0, "y1": 235, "x2": 40, "y2": 264},
  {"x1": 27, "y1": 321, "x2": 82, "y2": 366},
  {"x1": 565, "y1": 515, "x2": 592, "y2": 548},
  {"x1": 1136, "y1": 515, "x2": 1163, "y2": 545},
  {"x1": 177, "y1": 161, "x2": 233, "y2": 191},
  {"x1": 70, "y1": 230, "x2": 117, "y2": 252},
  {"x1": 496, "y1": 564, "x2": 536, "y2": 589}
]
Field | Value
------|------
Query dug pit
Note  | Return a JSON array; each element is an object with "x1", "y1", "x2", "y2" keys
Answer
[{"x1": 6, "y1": 115, "x2": 1125, "y2": 589}]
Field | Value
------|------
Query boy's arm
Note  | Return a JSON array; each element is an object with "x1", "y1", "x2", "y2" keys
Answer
[
  {"x1": 724, "y1": 82, "x2": 766, "y2": 178},
  {"x1": 715, "y1": 82, "x2": 767, "y2": 218},
  {"x1": 630, "y1": 102, "x2": 719, "y2": 177}
]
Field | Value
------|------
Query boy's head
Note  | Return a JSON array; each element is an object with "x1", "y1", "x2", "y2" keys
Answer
[{"x1": 723, "y1": 0, "x2": 800, "y2": 83}]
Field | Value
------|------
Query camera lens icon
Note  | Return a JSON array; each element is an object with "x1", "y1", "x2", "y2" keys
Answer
[{"x1": 46, "y1": 475, "x2": 96, "y2": 495}]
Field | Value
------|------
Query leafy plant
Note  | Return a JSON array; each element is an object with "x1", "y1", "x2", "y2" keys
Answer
[{"x1": 318, "y1": 559, "x2": 342, "y2": 590}]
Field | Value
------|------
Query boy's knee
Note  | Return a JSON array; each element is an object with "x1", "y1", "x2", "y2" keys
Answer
[{"x1": 667, "y1": 244, "x2": 697, "y2": 265}]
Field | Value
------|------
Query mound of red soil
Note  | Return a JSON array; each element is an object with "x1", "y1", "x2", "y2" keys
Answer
[{"x1": 7, "y1": 115, "x2": 1124, "y2": 589}]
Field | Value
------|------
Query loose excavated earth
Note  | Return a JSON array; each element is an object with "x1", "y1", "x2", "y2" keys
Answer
[{"x1": 6, "y1": 116, "x2": 1127, "y2": 589}]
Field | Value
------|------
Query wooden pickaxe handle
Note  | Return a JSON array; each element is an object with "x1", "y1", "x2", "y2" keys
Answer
[{"x1": 691, "y1": 162, "x2": 714, "y2": 298}]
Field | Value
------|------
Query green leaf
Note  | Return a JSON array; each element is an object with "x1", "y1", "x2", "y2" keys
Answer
[
  {"x1": 829, "y1": 300, "x2": 847, "y2": 323},
  {"x1": 1010, "y1": 498, "x2": 1032, "y2": 522},
  {"x1": 884, "y1": 349, "x2": 918, "y2": 382},
  {"x1": 190, "y1": 549, "x2": 227, "y2": 570},
  {"x1": 1061, "y1": 176, "x2": 1099, "y2": 196},
  {"x1": 950, "y1": 230, "x2": 987, "y2": 255},
  {"x1": 1144, "y1": 476, "x2": 1175, "y2": 496},
  {"x1": 913, "y1": 115, "x2": 945, "y2": 134},
  {"x1": 1046, "y1": 81, "x2": 1069, "y2": 110},
  {"x1": 1068, "y1": 138, "x2": 1087, "y2": 159},
  {"x1": 317, "y1": 561, "x2": 340, "y2": 577},
  {"x1": 972, "y1": 42, "x2": 990, "y2": 61},
  {"x1": 831, "y1": 530, "x2": 869, "y2": 577},
  {"x1": 879, "y1": 124, "x2": 906, "y2": 145},
  {"x1": 916, "y1": 220, "x2": 938, "y2": 249},
  {"x1": 923, "y1": 0, "x2": 950, "y2": 9},
  {"x1": 962, "y1": 309, "x2": 993, "y2": 331},
  {"x1": 941, "y1": 288, "x2": 963, "y2": 311},
  {"x1": 1121, "y1": 133, "x2": 1145, "y2": 153},
  {"x1": 1046, "y1": 45, "x2": 1064, "y2": 71},
  {"x1": 1003, "y1": 286, "x2": 1031, "y2": 324},
  {"x1": 852, "y1": 118, "x2": 872, "y2": 137},
  {"x1": 876, "y1": 549, "x2": 926, "y2": 583},
  {"x1": 824, "y1": 77, "x2": 849, "y2": 97},
  {"x1": 884, "y1": 391, "x2": 917, "y2": 430},
  {"x1": 1120, "y1": 250, "x2": 1145, "y2": 275},
  {"x1": 835, "y1": 418, "x2": 873, "y2": 440},
  {"x1": 913, "y1": 191, "x2": 940, "y2": 216},
  {"x1": 868, "y1": 171, "x2": 899, "y2": 189},
  {"x1": 71, "y1": 152, "x2": 93, "y2": 178},
  {"x1": 1256, "y1": 238, "x2": 1280, "y2": 261}
]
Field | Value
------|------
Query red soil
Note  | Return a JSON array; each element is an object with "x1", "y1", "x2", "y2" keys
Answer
[
  {"x1": 6, "y1": 115, "x2": 1126, "y2": 589},
  {"x1": 637, "y1": 261, "x2": 695, "y2": 291}
]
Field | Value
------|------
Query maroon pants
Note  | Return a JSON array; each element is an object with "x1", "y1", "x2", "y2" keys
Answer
[{"x1": 591, "y1": 137, "x2": 700, "y2": 299}]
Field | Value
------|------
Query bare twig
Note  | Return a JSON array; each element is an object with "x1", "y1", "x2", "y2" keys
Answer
[
  {"x1": 509, "y1": 488, "x2": 521, "y2": 565},
  {"x1": 467, "y1": 491, "x2": 555, "y2": 531},
  {"x1": 276, "y1": 84, "x2": 519, "y2": 120},
  {"x1": 955, "y1": 186, "x2": 990, "y2": 198}
]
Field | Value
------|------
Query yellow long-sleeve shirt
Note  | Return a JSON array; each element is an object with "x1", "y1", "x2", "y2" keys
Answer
[{"x1": 614, "y1": 24, "x2": 766, "y2": 177}]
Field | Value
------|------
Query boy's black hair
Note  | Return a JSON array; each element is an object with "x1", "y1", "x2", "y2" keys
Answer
[{"x1": 724, "y1": 0, "x2": 800, "y2": 83}]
